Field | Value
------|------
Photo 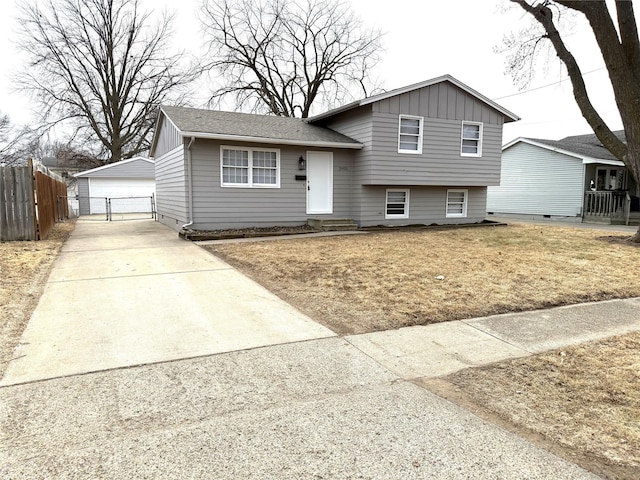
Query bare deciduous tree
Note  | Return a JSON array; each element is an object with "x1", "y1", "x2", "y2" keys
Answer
[
  {"x1": 200, "y1": 0, "x2": 383, "y2": 118},
  {"x1": 0, "y1": 112, "x2": 39, "y2": 166},
  {"x1": 504, "y1": 0, "x2": 640, "y2": 241},
  {"x1": 16, "y1": 0, "x2": 197, "y2": 163}
]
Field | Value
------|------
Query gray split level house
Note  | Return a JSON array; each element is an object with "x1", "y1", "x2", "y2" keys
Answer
[
  {"x1": 149, "y1": 75, "x2": 520, "y2": 232},
  {"x1": 487, "y1": 132, "x2": 640, "y2": 225}
]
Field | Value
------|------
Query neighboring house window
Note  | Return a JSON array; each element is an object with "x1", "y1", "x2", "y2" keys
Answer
[
  {"x1": 446, "y1": 189, "x2": 468, "y2": 218},
  {"x1": 386, "y1": 189, "x2": 410, "y2": 219},
  {"x1": 221, "y1": 147, "x2": 280, "y2": 187},
  {"x1": 461, "y1": 122, "x2": 482, "y2": 156},
  {"x1": 398, "y1": 115, "x2": 423, "y2": 154}
]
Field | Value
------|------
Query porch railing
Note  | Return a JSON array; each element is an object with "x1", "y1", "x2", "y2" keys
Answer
[{"x1": 584, "y1": 190, "x2": 631, "y2": 223}]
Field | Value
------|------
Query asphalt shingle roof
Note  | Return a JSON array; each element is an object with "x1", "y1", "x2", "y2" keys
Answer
[
  {"x1": 160, "y1": 106, "x2": 361, "y2": 146},
  {"x1": 525, "y1": 130, "x2": 626, "y2": 161}
]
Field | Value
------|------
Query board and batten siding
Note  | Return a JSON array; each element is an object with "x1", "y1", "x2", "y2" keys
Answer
[
  {"x1": 155, "y1": 144, "x2": 188, "y2": 229},
  {"x1": 153, "y1": 115, "x2": 183, "y2": 159},
  {"x1": 487, "y1": 142, "x2": 585, "y2": 217},
  {"x1": 372, "y1": 82, "x2": 504, "y2": 124},
  {"x1": 355, "y1": 185, "x2": 487, "y2": 227},
  {"x1": 188, "y1": 139, "x2": 355, "y2": 230}
]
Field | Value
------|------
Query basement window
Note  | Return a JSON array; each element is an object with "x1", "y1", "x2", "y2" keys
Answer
[
  {"x1": 446, "y1": 189, "x2": 468, "y2": 218},
  {"x1": 386, "y1": 189, "x2": 410, "y2": 219}
]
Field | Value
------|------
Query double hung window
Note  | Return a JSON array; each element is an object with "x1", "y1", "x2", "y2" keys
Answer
[
  {"x1": 398, "y1": 115, "x2": 423, "y2": 154},
  {"x1": 221, "y1": 147, "x2": 279, "y2": 187},
  {"x1": 461, "y1": 122, "x2": 482, "y2": 156}
]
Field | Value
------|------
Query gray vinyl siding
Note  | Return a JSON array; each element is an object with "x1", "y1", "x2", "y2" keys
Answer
[
  {"x1": 365, "y1": 113, "x2": 502, "y2": 185},
  {"x1": 188, "y1": 139, "x2": 355, "y2": 230},
  {"x1": 154, "y1": 115, "x2": 183, "y2": 158},
  {"x1": 321, "y1": 106, "x2": 373, "y2": 193},
  {"x1": 355, "y1": 185, "x2": 487, "y2": 227},
  {"x1": 324, "y1": 82, "x2": 504, "y2": 186},
  {"x1": 78, "y1": 159, "x2": 155, "y2": 178},
  {"x1": 321, "y1": 106, "x2": 373, "y2": 145},
  {"x1": 155, "y1": 145, "x2": 188, "y2": 229},
  {"x1": 487, "y1": 142, "x2": 584, "y2": 217},
  {"x1": 77, "y1": 177, "x2": 90, "y2": 215}
]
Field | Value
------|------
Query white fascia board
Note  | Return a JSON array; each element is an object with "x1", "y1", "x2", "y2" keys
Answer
[
  {"x1": 74, "y1": 157, "x2": 154, "y2": 177},
  {"x1": 180, "y1": 131, "x2": 363, "y2": 149},
  {"x1": 582, "y1": 158, "x2": 625, "y2": 166}
]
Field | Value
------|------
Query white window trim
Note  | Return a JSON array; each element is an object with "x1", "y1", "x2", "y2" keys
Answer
[
  {"x1": 220, "y1": 146, "x2": 280, "y2": 188},
  {"x1": 460, "y1": 121, "x2": 483, "y2": 157},
  {"x1": 446, "y1": 189, "x2": 468, "y2": 218},
  {"x1": 385, "y1": 188, "x2": 410, "y2": 219},
  {"x1": 398, "y1": 115, "x2": 423, "y2": 154}
]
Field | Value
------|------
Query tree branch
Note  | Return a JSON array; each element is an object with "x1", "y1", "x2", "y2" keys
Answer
[{"x1": 510, "y1": 0, "x2": 627, "y2": 160}]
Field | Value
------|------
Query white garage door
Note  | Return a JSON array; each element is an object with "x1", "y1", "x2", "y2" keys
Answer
[{"x1": 89, "y1": 178, "x2": 155, "y2": 214}]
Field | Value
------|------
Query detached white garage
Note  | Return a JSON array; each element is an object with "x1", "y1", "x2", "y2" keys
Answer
[{"x1": 75, "y1": 157, "x2": 155, "y2": 216}]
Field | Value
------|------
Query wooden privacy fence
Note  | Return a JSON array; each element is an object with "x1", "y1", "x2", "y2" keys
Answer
[{"x1": 0, "y1": 160, "x2": 69, "y2": 241}]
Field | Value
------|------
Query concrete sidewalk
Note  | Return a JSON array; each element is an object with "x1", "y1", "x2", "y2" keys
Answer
[
  {"x1": 0, "y1": 337, "x2": 600, "y2": 479},
  {"x1": 0, "y1": 219, "x2": 334, "y2": 386},
  {"x1": 347, "y1": 298, "x2": 640, "y2": 379}
]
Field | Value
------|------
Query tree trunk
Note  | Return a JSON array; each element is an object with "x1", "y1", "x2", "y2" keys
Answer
[
  {"x1": 510, "y1": 0, "x2": 640, "y2": 242},
  {"x1": 625, "y1": 148, "x2": 640, "y2": 241}
]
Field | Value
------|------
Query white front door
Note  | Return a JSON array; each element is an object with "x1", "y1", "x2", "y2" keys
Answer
[{"x1": 306, "y1": 151, "x2": 333, "y2": 214}]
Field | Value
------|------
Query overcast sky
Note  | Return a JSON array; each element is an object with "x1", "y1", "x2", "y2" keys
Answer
[{"x1": 0, "y1": 0, "x2": 625, "y2": 144}]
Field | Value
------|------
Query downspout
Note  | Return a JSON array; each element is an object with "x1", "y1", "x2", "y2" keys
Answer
[{"x1": 181, "y1": 136, "x2": 195, "y2": 230}]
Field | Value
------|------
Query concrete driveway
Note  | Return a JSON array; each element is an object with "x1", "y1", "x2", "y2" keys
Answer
[{"x1": 1, "y1": 218, "x2": 334, "y2": 386}]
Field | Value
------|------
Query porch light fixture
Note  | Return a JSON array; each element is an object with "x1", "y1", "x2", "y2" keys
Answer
[{"x1": 298, "y1": 156, "x2": 306, "y2": 170}]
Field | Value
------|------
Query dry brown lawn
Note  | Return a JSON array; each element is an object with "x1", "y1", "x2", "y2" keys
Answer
[
  {"x1": 435, "y1": 333, "x2": 640, "y2": 479},
  {"x1": 205, "y1": 224, "x2": 640, "y2": 335},
  {"x1": 0, "y1": 220, "x2": 75, "y2": 377}
]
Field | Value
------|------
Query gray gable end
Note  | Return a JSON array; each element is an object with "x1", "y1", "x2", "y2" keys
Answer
[
  {"x1": 308, "y1": 74, "x2": 520, "y2": 125},
  {"x1": 75, "y1": 158, "x2": 155, "y2": 179}
]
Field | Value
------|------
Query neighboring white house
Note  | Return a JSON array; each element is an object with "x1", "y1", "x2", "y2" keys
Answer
[
  {"x1": 487, "y1": 132, "x2": 638, "y2": 224},
  {"x1": 74, "y1": 157, "x2": 156, "y2": 215}
]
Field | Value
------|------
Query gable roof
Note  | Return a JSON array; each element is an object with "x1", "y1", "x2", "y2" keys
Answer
[
  {"x1": 154, "y1": 106, "x2": 363, "y2": 153},
  {"x1": 74, "y1": 157, "x2": 154, "y2": 178},
  {"x1": 307, "y1": 74, "x2": 521, "y2": 123},
  {"x1": 504, "y1": 131, "x2": 625, "y2": 166}
]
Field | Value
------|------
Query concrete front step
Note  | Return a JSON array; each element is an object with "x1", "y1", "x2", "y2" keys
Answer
[{"x1": 307, "y1": 218, "x2": 358, "y2": 231}]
